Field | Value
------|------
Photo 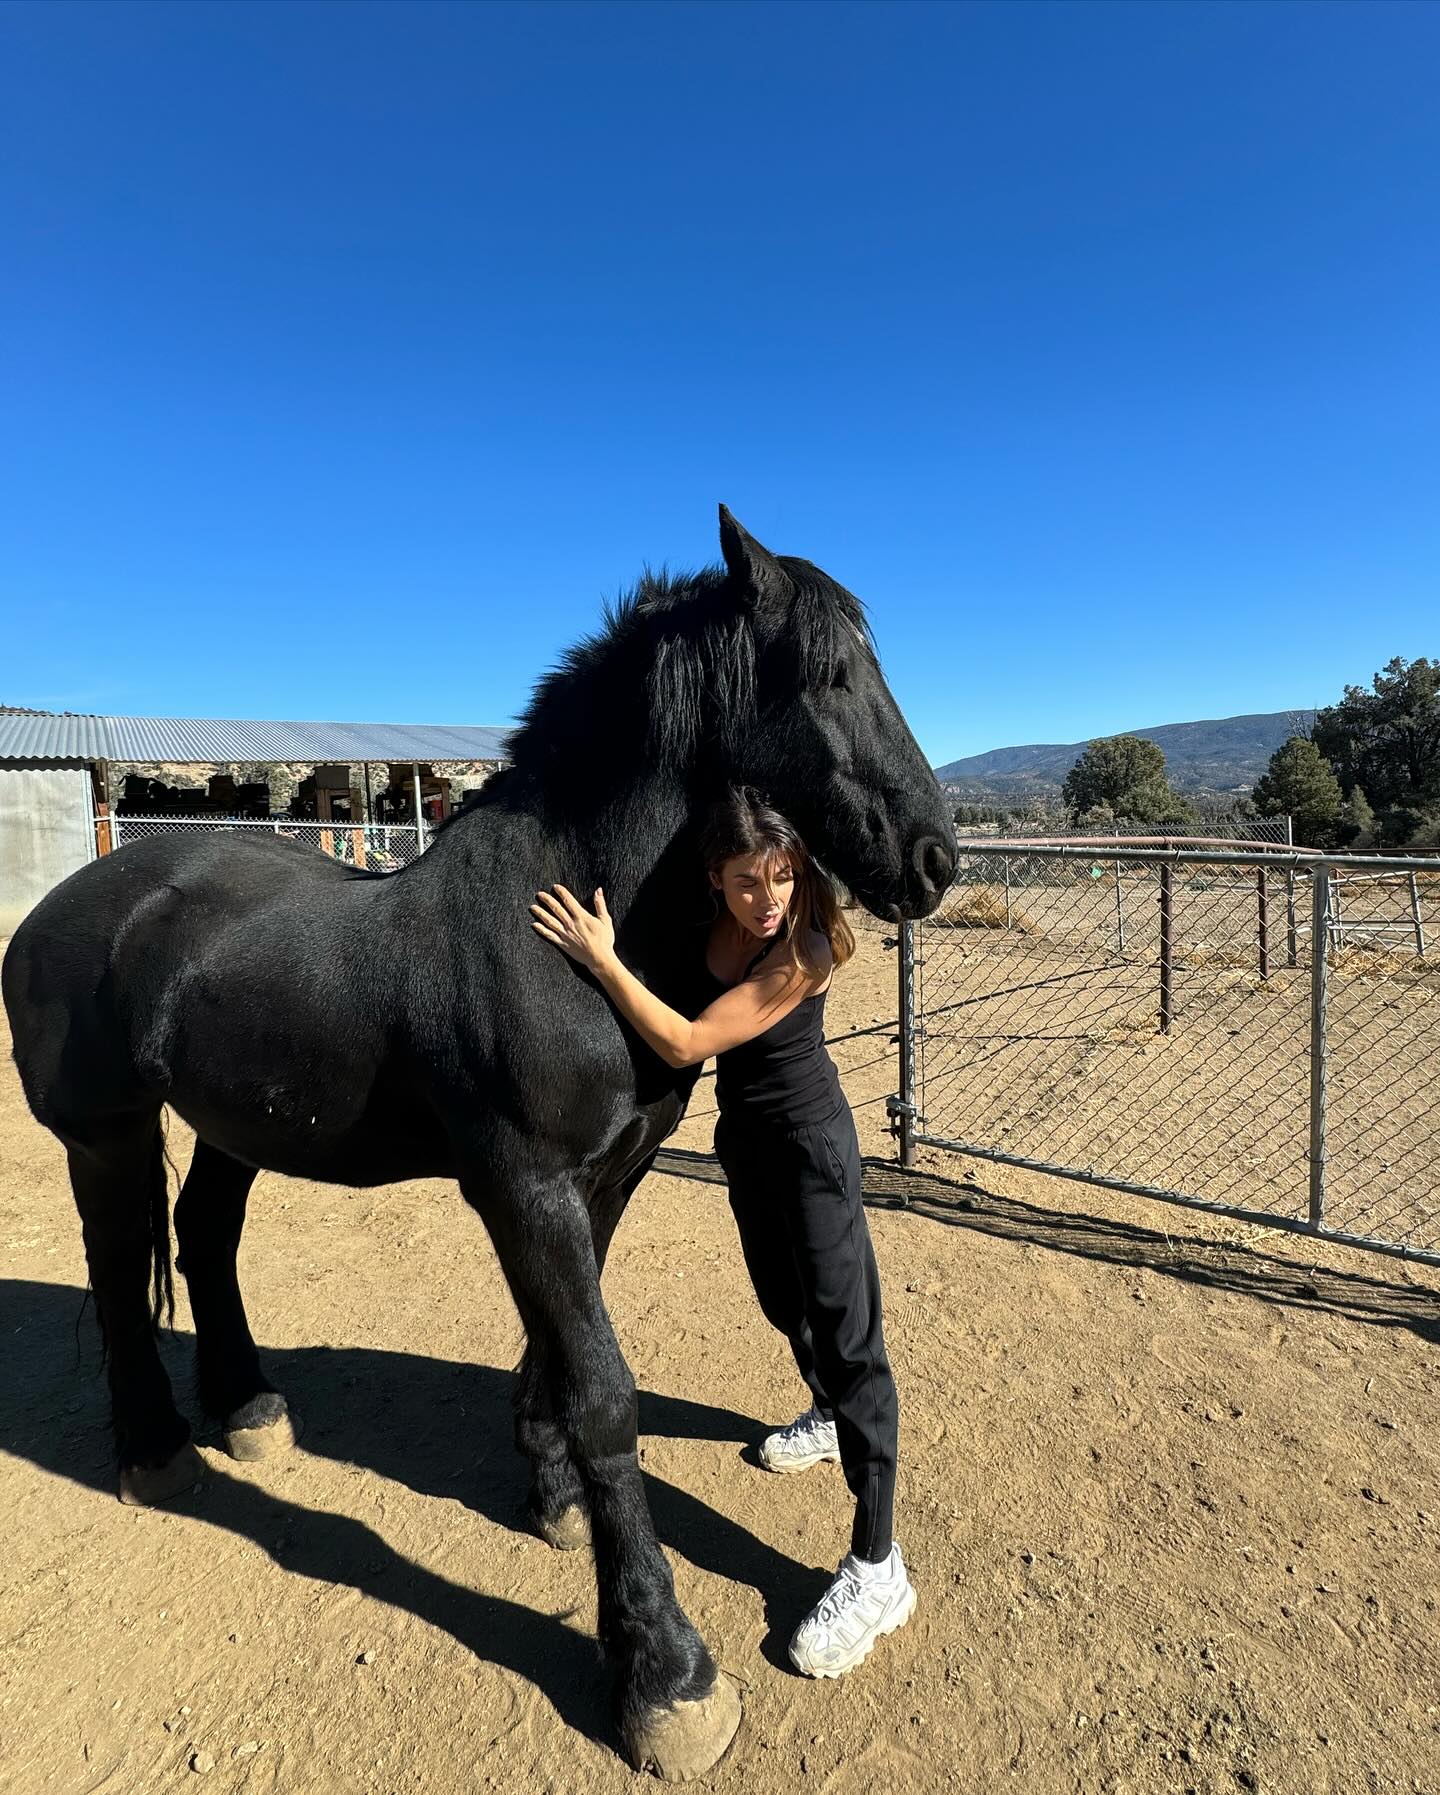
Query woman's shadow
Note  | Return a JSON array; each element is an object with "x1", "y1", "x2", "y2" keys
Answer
[{"x1": 1, "y1": 1277, "x2": 827, "y2": 1745}]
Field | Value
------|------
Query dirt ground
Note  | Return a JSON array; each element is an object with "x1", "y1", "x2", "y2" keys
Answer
[{"x1": 2, "y1": 925, "x2": 1439, "y2": 1795}]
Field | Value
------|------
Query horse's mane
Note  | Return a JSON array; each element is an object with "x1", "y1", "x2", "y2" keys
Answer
[
  {"x1": 503, "y1": 558, "x2": 876, "y2": 772},
  {"x1": 432, "y1": 553, "x2": 876, "y2": 836}
]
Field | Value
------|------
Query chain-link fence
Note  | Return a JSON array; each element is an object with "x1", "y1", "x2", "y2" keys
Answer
[
  {"x1": 96, "y1": 813, "x2": 430, "y2": 871},
  {"x1": 891, "y1": 845, "x2": 1440, "y2": 1267}
]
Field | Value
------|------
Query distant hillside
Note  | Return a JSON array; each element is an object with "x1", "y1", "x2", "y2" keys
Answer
[{"x1": 934, "y1": 710, "x2": 1316, "y2": 799}]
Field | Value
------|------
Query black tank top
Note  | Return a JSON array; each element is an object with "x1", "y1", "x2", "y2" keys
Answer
[{"x1": 705, "y1": 935, "x2": 843, "y2": 1126}]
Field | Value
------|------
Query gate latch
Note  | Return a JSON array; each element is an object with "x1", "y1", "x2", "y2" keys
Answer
[{"x1": 885, "y1": 1096, "x2": 919, "y2": 1139}]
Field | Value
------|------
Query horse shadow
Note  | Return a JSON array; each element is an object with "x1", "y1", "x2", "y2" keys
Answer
[{"x1": 0, "y1": 1278, "x2": 828, "y2": 1750}]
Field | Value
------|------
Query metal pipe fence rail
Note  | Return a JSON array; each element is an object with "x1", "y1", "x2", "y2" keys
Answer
[
  {"x1": 889, "y1": 844, "x2": 1440, "y2": 1269},
  {"x1": 952, "y1": 815, "x2": 1296, "y2": 845},
  {"x1": 95, "y1": 813, "x2": 431, "y2": 870}
]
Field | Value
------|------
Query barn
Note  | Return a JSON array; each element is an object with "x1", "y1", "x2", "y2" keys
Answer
[{"x1": 0, "y1": 707, "x2": 510, "y2": 934}]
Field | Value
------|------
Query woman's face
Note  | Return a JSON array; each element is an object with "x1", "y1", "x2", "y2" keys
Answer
[{"x1": 714, "y1": 851, "x2": 795, "y2": 939}]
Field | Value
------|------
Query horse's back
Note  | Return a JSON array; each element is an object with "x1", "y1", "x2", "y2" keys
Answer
[
  {"x1": 2, "y1": 833, "x2": 371, "y2": 1142},
  {"x1": 4, "y1": 813, "x2": 691, "y2": 1187}
]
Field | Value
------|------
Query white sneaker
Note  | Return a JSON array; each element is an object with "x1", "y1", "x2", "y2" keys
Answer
[
  {"x1": 788, "y1": 1543, "x2": 917, "y2": 1678},
  {"x1": 759, "y1": 1405, "x2": 842, "y2": 1474}
]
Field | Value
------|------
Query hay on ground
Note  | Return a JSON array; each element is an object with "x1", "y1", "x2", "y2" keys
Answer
[{"x1": 934, "y1": 886, "x2": 1033, "y2": 932}]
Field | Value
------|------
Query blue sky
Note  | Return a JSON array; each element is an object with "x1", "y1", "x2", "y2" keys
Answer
[{"x1": 2, "y1": 1, "x2": 1436, "y2": 767}]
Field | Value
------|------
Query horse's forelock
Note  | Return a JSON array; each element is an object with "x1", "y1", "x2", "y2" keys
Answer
[{"x1": 772, "y1": 560, "x2": 876, "y2": 690}]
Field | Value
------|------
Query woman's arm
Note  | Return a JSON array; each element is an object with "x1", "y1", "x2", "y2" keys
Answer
[{"x1": 530, "y1": 885, "x2": 827, "y2": 1069}]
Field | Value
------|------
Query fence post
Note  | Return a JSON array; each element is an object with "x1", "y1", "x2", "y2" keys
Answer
[
  {"x1": 1158, "y1": 863, "x2": 1174, "y2": 1033},
  {"x1": 1114, "y1": 861, "x2": 1125, "y2": 952},
  {"x1": 1308, "y1": 868, "x2": 1331, "y2": 1232},
  {"x1": 1285, "y1": 870, "x2": 1298, "y2": 968},
  {"x1": 896, "y1": 920, "x2": 918, "y2": 1173},
  {"x1": 1002, "y1": 856, "x2": 1012, "y2": 930},
  {"x1": 1256, "y1": 867, "x2": 1270, "y2": 979},
  {"x1": 413, "y1": 763, "x2": 428, "y2": 850},
  {"x1": 1410, "y1": 871, "x2": 1427, "y2": 958}
]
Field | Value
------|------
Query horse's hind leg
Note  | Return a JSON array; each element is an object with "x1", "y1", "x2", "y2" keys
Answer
[
  {"x1": 475, "y1": 1165, "x2": 740, "y2": 1782},
  {"x1": 67, "y1": 1126, "x2": 203, "y2": 1506},
  {"x1": 174, "y1": 1140, "x2": 298, "y2": 1460},
  {"x1": 515, "y1": 1152, "x2": 656, "y2": 1554}
]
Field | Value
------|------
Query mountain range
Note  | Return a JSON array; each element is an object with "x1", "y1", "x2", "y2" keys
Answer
[{"x1": 932, "y1": 709, "x2": 1316, "y2": 799}]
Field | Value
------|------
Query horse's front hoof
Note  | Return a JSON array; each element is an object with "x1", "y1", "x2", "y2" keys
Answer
[
  {"x1": 533, "y1": 1503, "x2": 592, "y2": 1552},
  {"x1": 625, "y1": 1673, "x2": 742, "y2": 1782},
  {"x1": 223, "y1": 1394, "x2": 302, "y2": 1462},
  {"x1": 119, "y1": 1441, "x2": 206, "y2": 1507}
]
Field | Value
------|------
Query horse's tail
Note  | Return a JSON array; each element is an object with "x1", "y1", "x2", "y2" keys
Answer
[{"x1": 147, "y1": 1119, "x2": 177, "y2": 1332}]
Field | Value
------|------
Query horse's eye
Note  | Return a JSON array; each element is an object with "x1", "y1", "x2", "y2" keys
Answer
[{"x1": 831, "y1": 660, "x2": 851, "y2": 692}]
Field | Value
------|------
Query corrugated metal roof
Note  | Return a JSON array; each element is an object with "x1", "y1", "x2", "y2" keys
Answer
[
  {"x1": 0, "y1": 713, "x2": 511, "y2": 764},
  {"x1": 0, "y1": 712, "x2": 111, "y2": 760}
]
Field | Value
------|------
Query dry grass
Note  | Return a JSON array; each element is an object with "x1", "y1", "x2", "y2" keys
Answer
[
  {"x1": 933, "y1": 885, "x2": 1034, "y2": 932},
  {"x1": 1330, "y1": 946, "x2": 1438, "y2": 985}
]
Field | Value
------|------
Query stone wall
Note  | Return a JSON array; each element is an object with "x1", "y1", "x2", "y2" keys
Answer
[{"x1": 109, "y1": 758, "x2": 505, "y2": 819}]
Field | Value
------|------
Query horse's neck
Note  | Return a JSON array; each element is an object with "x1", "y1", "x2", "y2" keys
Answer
[
  {"x1": 455, "y1": 765, "x2": 701, "y2": 982},
  {"x1": 555, "y1": 779, "x2": 698, "y2": 959}
]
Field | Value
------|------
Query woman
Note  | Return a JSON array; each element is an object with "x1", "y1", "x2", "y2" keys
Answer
[{"x1": 531, "y1": 787, "x2": 915, "y2": 1678}]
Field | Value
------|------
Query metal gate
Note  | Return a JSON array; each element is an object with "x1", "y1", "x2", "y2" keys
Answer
[{"x1": 890, "y1": 844, "x2": 1440, "y2": 1269}]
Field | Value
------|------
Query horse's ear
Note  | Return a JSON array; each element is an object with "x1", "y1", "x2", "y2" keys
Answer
[{"x1": 718, "y1": 504, "x2": 790, "y2": 611}]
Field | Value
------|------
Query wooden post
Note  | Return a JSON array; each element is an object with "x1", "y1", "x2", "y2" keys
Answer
[
  {"x1": 1002, "y1": 856, "x2": 1012, "y2": 930},
  {"x1": 413, "y1": 762, "x2": 427, "y2": 852},
  {"x1": 1159, "y1": 863, "x2": 1174, "y2": 1034},
  {"x1": 1114, "y1": 861, "x2": 1125, "y2": 952},
  {"x1": 358, "y1": 760, "x2": 374, "y2": 869},
  {"x1": 1256, "y1": 867, "x2": 1270, "y2": 980}
]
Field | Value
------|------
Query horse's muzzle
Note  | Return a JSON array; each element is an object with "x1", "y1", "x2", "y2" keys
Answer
[{"x1": 904, "y1": 833, "x2": 954, "y2": 917}]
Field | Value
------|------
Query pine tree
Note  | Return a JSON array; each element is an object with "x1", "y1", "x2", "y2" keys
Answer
[
  {"x1": 1312, "y1": 657, "x2": 1440, "y2": 811},
  {"x1": 1252, "y1": 736, "x2": 1343, "y2": 848},
  {"x1": 1342, "y1": 785, "x2": 1377, "y2": 850}
]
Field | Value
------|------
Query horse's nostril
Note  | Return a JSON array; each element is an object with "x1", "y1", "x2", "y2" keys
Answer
[{"x1": 914, "y1": 835, "x2": 954, "y2": 894}]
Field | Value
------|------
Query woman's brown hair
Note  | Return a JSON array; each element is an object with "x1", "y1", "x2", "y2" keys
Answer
[{"x1": 698, "y1": 787, "x2": 855, "y2": 979}]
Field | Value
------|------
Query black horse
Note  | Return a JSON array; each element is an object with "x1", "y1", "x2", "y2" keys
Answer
[{"x1": 3, "y1": 508, "x2": 954, "y2": 1781}]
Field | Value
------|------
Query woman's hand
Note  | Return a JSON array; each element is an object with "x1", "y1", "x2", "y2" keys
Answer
[{"x1": 530, "y1": 884, "x2": 617, "y2": 974}]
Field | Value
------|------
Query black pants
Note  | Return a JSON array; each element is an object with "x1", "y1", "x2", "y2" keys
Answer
[{"x1": 714, "y1": 1102, "x2": 898, "y2": 1562}]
